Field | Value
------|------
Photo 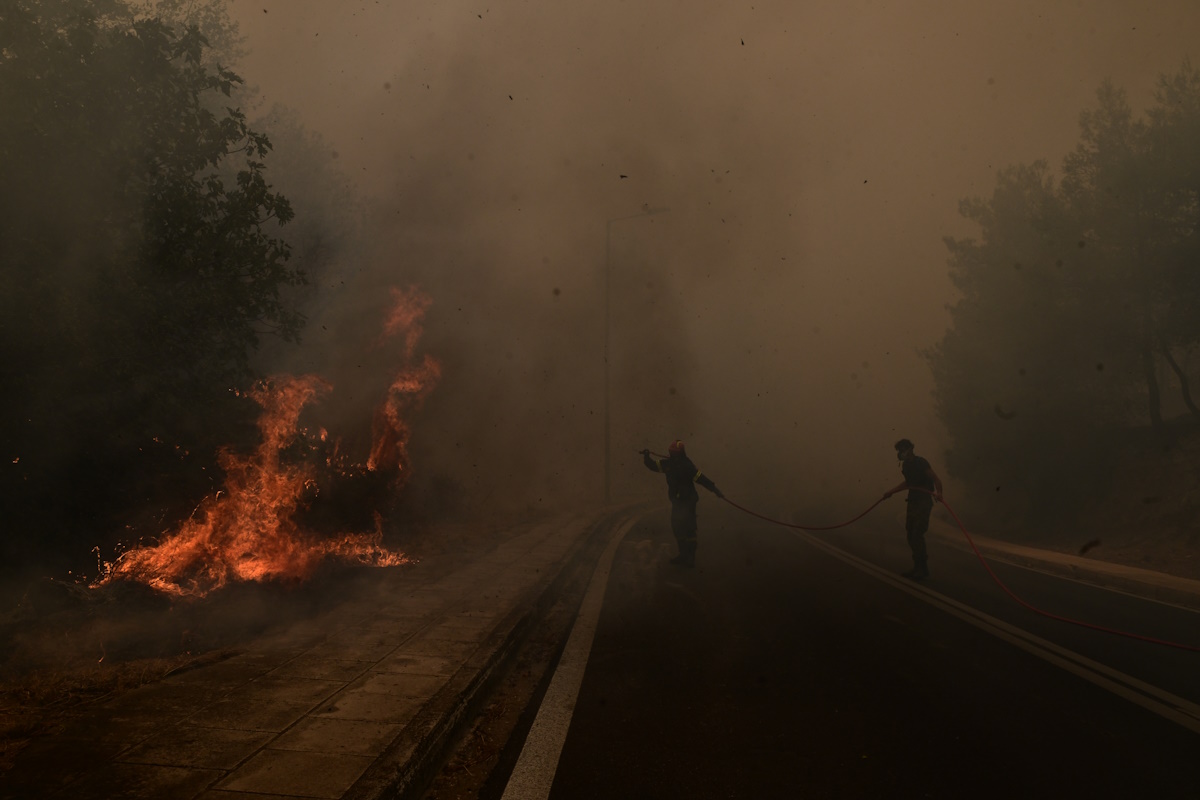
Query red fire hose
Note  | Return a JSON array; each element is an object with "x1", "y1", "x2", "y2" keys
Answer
[
  {"x1": 713, "y1": 486, "x2": 1199, "y2": 652},
  {"x1": 643, "y1": 449, "x2": 1198, "y2": 649}
]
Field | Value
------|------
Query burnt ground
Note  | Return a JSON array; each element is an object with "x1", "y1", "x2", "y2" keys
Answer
[
  {"x1": 0, "y1": 571, "x2": 367, "y2": 773},
  {"x1": 0, "y1": 514, "x2": 547, "y2": 775}
]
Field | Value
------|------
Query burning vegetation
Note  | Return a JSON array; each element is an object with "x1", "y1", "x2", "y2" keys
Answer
[{"x1": 93, "y1": 287, "x2": 440, "y2": 599}]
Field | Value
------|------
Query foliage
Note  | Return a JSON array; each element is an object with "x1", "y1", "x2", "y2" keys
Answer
[
  {"x1": 928, "y1": 64, "x2": 1200, "y2": 522},
  {"x1": 0, "y1": 0, "x2": 303, "y2": 569},
  {"x1": 134, "y1": 0, "x2": 247, "y2": 67}
]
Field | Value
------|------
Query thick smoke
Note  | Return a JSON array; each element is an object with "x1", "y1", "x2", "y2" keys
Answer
[{"x1": 196, "y1": 1, "x2": 1200, "y2": 518}]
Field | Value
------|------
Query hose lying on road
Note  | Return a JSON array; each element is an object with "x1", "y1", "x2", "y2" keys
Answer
[{"x1": 717, "y1": 486, "x2": 1200, "y2": 654}]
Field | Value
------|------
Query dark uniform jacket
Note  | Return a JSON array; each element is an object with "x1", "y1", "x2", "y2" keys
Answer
[
  {"x1": 901, "y1": 455, "x2": 935, "y2": 501},
  {"x1": 643, "y1": 453, "x2": 719, "y2": 504}
]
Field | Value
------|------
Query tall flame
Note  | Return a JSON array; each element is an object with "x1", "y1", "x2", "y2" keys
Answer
[{"x1": 95, "y1": 287, "x2": 439, "y2": 598}]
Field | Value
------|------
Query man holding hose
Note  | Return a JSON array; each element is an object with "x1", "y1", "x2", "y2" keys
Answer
[
  {"x1": 883, "y1": 438, "x2": 943, "y2": 580},
  {"x1": 641, "y1": 440, "x2": 723, "y2": 567}
]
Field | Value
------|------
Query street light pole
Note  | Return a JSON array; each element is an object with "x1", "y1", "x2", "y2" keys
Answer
[{"x1": 604, "y1": 206, "x2": 668, "y2": 505}]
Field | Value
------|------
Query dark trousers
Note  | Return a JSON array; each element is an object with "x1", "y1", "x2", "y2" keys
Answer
[
  {"x1": 670, "y1": 501, "x2": 698, "y2": 561},
  {"x1": 905, "y1": 495, "x2": 934, "y2": 574}
]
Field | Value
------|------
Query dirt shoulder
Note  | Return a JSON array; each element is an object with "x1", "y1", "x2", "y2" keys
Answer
[{"x1": 0, "y1": 511, "x2": 560, "y2": 775}]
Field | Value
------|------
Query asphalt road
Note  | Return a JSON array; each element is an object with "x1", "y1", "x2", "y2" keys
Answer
[{"x1": 533, "y1": 502, "x2": 1199, "y2": 799}]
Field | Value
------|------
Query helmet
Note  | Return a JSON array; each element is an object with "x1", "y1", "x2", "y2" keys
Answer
[{"x1": 668, "y1": 439, "x2": 686, "y2": 456}]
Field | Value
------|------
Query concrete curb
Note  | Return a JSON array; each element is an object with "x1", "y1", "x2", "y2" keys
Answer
[
  {"x1": 929, "y1": 519, "x2": 1200, "y2": 612},
  {"x1": 343, "y1": 504, "x2": 647, "y2": 800}
]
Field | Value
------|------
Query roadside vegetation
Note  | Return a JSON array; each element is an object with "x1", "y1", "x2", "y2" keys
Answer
[
  {"x1": 0, "y1": 0, "x2": 354, "y2": 578},
  {"x1": 928, "y1": 64, "x2": 1200, "y2": 554}
]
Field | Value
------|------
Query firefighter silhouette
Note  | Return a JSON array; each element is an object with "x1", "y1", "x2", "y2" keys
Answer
[{"x1": 642, "y1": 440, "x2": 723, "y2": 567}]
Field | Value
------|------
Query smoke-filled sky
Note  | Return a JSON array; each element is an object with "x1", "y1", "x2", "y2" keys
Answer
[{"x1": 223, "y1": 0, "x2": 1200, "y2": 512}]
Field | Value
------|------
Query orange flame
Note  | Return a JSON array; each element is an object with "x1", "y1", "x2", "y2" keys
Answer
[
  {"x1": 380, "y1": 285, "x2": 433, "y2": 358},
  {"x1": 95, "y1": 287, "x2": 440, "y2": 598},
  {"x1": 368, "y1": 287, "x2": 441, "y2": 473}
]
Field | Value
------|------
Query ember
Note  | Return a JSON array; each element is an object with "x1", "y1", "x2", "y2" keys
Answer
[{"x1": 94, "y1": 287, "x2": 439, "y2": 598}]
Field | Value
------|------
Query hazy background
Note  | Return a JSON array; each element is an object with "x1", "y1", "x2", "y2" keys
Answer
[
  {"x1": 8, "y1": 0, "x2": 1200, "y2": 737},
  {"x1": 7, "y1": 0, "x2": 1200, "y2": 582},
  {"x1": 218, "y1": 0, "x2": 1200, "y2": 517}
]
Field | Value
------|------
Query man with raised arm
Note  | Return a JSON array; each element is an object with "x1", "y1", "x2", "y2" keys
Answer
[{"x1": 641, "y1": 440, "x2": 723, "y2": 567}]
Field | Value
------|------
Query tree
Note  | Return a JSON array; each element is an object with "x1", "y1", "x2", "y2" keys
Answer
[
  {"x1": 927, "y1": 65, "x2": 1200, "y2": 522},
  {"x1": 134, "y1": 0, "x2": 247, "y2": 68},
  {"x1": 927, "y1": 162, "x2": 1122, "y2": 519},
  {"x1": 1144, "y1": 63, "x2": 1200, "y2": 422},
  {"x1": 1060, "y1": 81, "x2": 1171, "y2": 440},
  {"x1": 0, "y1": 0, "x2": 304, "y2": 570}
]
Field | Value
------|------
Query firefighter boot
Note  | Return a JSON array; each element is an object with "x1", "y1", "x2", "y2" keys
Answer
[{"x1": 671, "y1": 540, "x2": 697, "y2": 568}]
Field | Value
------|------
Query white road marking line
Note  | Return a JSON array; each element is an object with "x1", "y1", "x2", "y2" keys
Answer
[
  {"x1": 965, "y1": 555, "x2": 1200, "y2": 615},
  {"x1": 500, "y1": 515, "x2": 640, "y2": 800},
  {"x1": 799, "y1": 532, "x2": 1200, "y2": 735},
  {"x1": 931, "y1": 526, "x2": 1200, "y2": 615}
]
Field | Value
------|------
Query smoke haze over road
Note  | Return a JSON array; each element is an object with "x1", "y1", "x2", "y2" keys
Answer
[{"x1": 225, "y1": 1, "x2": 1200, "y2": 516}]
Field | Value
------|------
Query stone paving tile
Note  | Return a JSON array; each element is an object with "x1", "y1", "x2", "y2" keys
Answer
[
  {"x1": 255, "y1": 625, "x2": 333, "y2": 651},
  {"x1": 357, "y1": 617, "x2": 426, "y2": 635},
  {"x1": 453, "y1": 601, "x2": 511, "y2": 617},
  {"x1": 323, "y1": 631, "x2": 410, "y2": 648},
  {"x1": 354, "y1": 623, "x2": 417, "y2": 639},
  {"x1": 387, "y1": 592, "x2": 453, "y2": 607},
  {"x1": 444, "y1": 616, "x2": 501, "y2": 631},
  {"x1": 117, "y1": 724, "x2": 276, "y2": 770},
  {"x1": 196, "y1": 791, "x2": 314, "y2": 800},
  {"x1": 216, "y1": 749, "x2": 374, "y2": 798},
  {"x1": 47, "y1": 762, "x2": 222, "y2": 800},
  {"x1": 105, "y1": 681, "x2": 230, "y2": 716},
  {"x1": 164, "y1": 655, "x2": 303, "y2": 690},
  {"x1": 449, "y1": 607, "x2": 502, "y2": 620},
  {"x1": 388, "y1": 597, "x2": 453, "y2": 613},
  {"x1": 343, "y1": 671, "x2": 448, "y2": 697},
  {"x1": 398, "y1": 636, "x2": 478, "y2": 660},
  {"x1": 372, "y1": 652, "x2": 459, "y2": 676},
  {"x1": 332, "y1": 623, "x2": 417, "y2": 645},
  {"x1": 267, "y1": 655, "x2": 373, "y2": 682},
  {"x1": 414, "y1": 625, "x2": 485, "y2": 644},
  {"x1": 310, "y1": 689, "x2": 425, "y2": 724},
  {"x1": 51, "y1": 704, "x2": 184, "y2": 748},
  {"x1": 370, "y1": 610, "x2": 434, "y2": 622},
  {"x1": 269, "y1": 717, "x2": 402, "y2": 757},
  {"x1": 187, "y1": 698, "x2": 326, "y2": 733},
  {"x1": 2, "y1": 734, "x2": 132, "y2": 799},
  {"x1": 227, "y1": 675, "x2": 344, "y2": 703},
  {"x1": 491, "y1": 581, "x2": 543, "y2": 599},
  {"x1": 301, "y1": 640, "x2": 399, "y2": 663},
  {"x1": 159, "y1": 661, "x2": 269, "y2": 690}
]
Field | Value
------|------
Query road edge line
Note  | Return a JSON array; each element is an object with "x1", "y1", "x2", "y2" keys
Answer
[
  {"x1": 342, "y1": 506, "x2": 642, "y2": 800},
  {"x1": 800, "y1": 532, "x2": 1200, "y2": 735},
  {"x1": 498, "y1": 515, "x2": 640, "y2": 800}
]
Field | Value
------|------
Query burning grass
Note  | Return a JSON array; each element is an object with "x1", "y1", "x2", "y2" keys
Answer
[
  {"x1": 2, "y1": 286, "x2": 444, "y2": 768},
  {"x1": 94, "y1": 375, "x2": 413, "y2": 597},
  {"x1": 90, "y1": 285, "x2": 439, "y2": 598}
]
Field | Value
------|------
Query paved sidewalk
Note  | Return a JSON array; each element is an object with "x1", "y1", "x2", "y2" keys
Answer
[
  {"x1": 929, "y1": 518, "x2": 1200, "y2": 612},
  {"x1": 1, "y1": 507, "x2": 638, "y2": 800}
]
